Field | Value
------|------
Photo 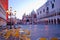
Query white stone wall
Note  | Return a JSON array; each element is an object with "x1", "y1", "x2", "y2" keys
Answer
[
  {"x1": 37, "y1": 0, "x2": 60, "y2": 19},
  {"x1": 37, "y1": 4, "x2": 47, "y2": 19},
  {"x1": 47, "y1": 0, "x2": 60, "y2": 13},
  {"x1": 36, "y1": 0, "x2": 60, "y2": 24}
]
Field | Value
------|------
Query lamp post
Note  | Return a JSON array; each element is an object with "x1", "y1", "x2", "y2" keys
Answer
[
  {"x1": 9, "y1": 7, "x2": 12, "y2": 29},
  {"x1": 6, "y1": 7, "x2": 17, "y2": 29},
  {"x1": 6, "y1": 7, "x2": 12, "y2": 29}
]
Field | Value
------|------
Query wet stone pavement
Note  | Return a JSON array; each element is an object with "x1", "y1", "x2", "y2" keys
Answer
[
  {"x1": 20, "y1": 24, "x2": 60, "y2": 40},
  {"x1": 0, "y1": 24, "x2": 60, "y2": 40},
  {"x1": 0, "y1": 26, "x2": 30, "y2": 40}
]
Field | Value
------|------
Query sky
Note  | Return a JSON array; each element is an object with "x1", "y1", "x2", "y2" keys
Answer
[{"x1": 9, "y1": 0, "x2": 47, "y2": 19}]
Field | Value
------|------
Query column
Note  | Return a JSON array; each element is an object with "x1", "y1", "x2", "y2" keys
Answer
[
  {"x1": 56, "y1": 18, "x2": 58, "y2": 24},
  {"x1": 50, "y1": 19, "x2": 51, "y2": 24},
  {"x1": 50, "y1": 19, "x2": 52, "y2": 24},
  {"x1": 48, "y1": 20, "x2": 50, "y2": 24},
  {"x1": 53, "y1": 19, "x2": 55, "y2": 24}
]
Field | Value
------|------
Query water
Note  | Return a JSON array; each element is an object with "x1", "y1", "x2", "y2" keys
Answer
[{"x1": 20, "y1": 24, "x2": 60, "y2": 40}]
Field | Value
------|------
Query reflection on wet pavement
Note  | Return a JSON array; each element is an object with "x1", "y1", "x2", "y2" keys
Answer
[{"x1": 20, "y1": 24, "x2": 60, "y2": 40}]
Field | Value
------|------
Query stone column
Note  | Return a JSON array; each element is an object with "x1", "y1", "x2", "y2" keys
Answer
[
  {"x1": 50, "y1": 19, "x2": 52, "y2": 24},
  {"x1": 56, "y1": 18, "x2": 58, "y2": 24},
  {"x1": 48, "y1": 20, "x2": 50, "y2": 24},
  {"x1": 49, "y1": 19, "x2": 51, "y2": 24},
  {"x1": 53, "y1": 19, "x2": 55, "y2": 24}
]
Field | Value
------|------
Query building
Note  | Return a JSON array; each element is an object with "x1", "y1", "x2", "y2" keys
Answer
[
  {"x1": 22, "y1": 14, "x2": 27, "y2": 24},
  {"x1": 31, "y1": 10, "x2": 37, "y2": 24},
  {"x1": 37, "y1": 0, "x2": 60, "y2": 24},
  {"x1": 0, "y1": 0, "x2": 8, "y2": 26},
  {"x1": 22, "y1": 10, "x2": 37, "y2": 24}
]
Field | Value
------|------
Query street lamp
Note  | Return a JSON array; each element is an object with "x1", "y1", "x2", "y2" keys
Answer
[
  {"x1": 6, "y1": 7, "x2": 17, "y2": 29},
  {"x1": 9, "y1": 7, "x2": 12, "y2": 29},
  {"x1": 6, "y1": 7, "x2": 12, "y2": 29}
]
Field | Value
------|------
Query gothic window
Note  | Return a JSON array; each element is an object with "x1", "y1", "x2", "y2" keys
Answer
[
  {"x1": 52, "y1": 3, "x2": 54, "y2": 9},
  {"x1": 47, "y1": 7, "x2": 49, "y2": 11},
  {"x1": 43, "y1": 9, "x2": 45, "y2": 12},
  {"x1": 46, "y1": 7, "x2": 49, "y2": 13},
  {"x1": 40, "y1": 11, "x2": 42, "y2": 14},
  {"x1": 38, "y1": 13, "x2": 39, "y2": 15},
  {"x1": 53, "y1": 0, "x2": 55, "y2": 2}
]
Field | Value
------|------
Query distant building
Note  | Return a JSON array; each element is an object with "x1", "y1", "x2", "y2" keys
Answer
[
  {"x1": 0, "y1": 0, "x2": 8, "y2": 26},
  {"x1": 22, "y1": 14, "x2": 27, "y2": 24},
  {"x1": 37, "y1": 0, "x2": 60, "y2": 24},
  {"x1": 22, "y1": 10, "x2": 37, "y2": 24},
  {"x1": 17, "y1": 19, "x2": 20, "y2": 24},
  {"x1": 31, "y1": 10, "x2": 37, "y2": 24}
]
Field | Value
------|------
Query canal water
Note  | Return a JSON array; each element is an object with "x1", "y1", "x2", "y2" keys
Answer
[{"x1": 20, "y1": 24, "x2": 60, "y2": 40}]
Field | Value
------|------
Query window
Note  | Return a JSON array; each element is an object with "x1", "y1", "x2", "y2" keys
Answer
[
  {"x1": 43, "y1": 9, "x2": 45, "y2": 12},
  {"x1": 47, "y1": 7, "x2": 49, "y2": 11},
  {"x1": 53, "y1": 0, "x2": 55, "y2": 2},
  {"x1": 38, "y1": 13, "x2": 39, "y2": 15},
  {"x1": 34, "y1": 14, "x2": 36, "y2": 18},
  {"x1": 26, "y1": 19, "x2": 29, "y2": 22},
  {"x1": 52, "y1": 3, "x2": 54, "y2": 9},
  {"x1": 51, "y1": 1, "x2": 52, "y2": 4},
  {"x1": 46, "y1": 7, "x2": 49, "y2": 13},
  {"x1": 40, "y1": 11, "x2": 42, "y2": 14}
]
